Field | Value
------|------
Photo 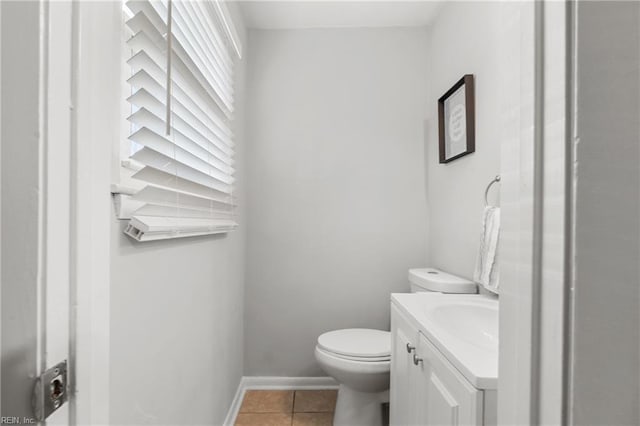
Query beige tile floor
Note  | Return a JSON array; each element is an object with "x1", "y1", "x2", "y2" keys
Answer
[{"x1": 235, "y1": 390, "x2": 337, "y2": 426}]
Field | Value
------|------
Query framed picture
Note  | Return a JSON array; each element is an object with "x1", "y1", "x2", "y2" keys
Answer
[{"x1": 438, "y1": 74, "x2": 475, "y2": 163}]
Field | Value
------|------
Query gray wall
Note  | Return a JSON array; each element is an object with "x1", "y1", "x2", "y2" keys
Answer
[
  {"x1": 109, "y1": 223, "x2": 245, "y2": 425},
  {"x1": 244, "y1": 28, "x2": 429, "y2": 376},
  {"x1": 425, "y1": 2, "x2": 510, "y2": 280},
  {"x1": 571, "y1": 2, "x2": 640, "y2": 424},
  {"x1": 0, "y1": 1, "x2": 41, "y2": 417},
  {"x1": 108, "y1": 4, "x2": 248, "y2": 424}
]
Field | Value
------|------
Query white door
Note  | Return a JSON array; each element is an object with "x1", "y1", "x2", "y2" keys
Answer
[
  {"x1": 390, "y1": 306, "x2": 418, "y2": 425},
  {"x1": 1, "y1": 1, "x2": 72, "y2": 423},
  {"x1": 415, "y1": 333, "x2": 482, "y2": 426}
]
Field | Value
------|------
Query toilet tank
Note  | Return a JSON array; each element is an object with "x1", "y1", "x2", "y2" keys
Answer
[{"x1": 408, "y1": 268, "x2": 477, "y2": 294}]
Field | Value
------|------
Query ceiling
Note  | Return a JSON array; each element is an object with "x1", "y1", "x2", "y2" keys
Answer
[{"x1": 238, "y1": 1, "x2": 444, "y2": 30}]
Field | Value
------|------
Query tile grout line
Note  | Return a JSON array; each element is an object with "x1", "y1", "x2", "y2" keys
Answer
[{"x1": 235, "y1": 389, "x2": 337, "y2": 426}]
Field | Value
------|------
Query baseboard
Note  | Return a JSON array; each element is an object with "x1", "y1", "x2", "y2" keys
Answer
[
  {"x1": 222, "y1": 377, "x2": 248, "y2": 426},
  {"x1": 242, "y1": 376, "x2": 339, "y2": 390},
  {"x1": 223, "y1": 376, "x2": 339, "y2": 426}
]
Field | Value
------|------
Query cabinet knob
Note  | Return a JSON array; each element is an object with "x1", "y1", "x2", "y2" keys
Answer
[
  {"x1": 406, "y1": 343, "x2": 415, "y2": 353},
  {"x1": 413, "y1": 353, "x2": 423, "y2": 366}
]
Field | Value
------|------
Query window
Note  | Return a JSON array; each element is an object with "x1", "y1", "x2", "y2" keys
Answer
[{"x1": 119, "y1": 0, "x2": 242, "y2": 241}]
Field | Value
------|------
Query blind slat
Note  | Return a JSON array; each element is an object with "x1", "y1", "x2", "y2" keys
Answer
[
  {"x1": 134, "y1": 204, "x2": 234, "y2": 220},
  {"x1": 128, "y1": 50, "x2": 234, "y2": 145},
  {"x1": 175, "y1": 1, "x2": 234, "y2": 84},
  {"x1": 172, "y1": 2, "x2": 234, "y2": 99},
  {"x1": 126, "y1": 11, "x2": 234, "y2": 123},
  {"x1": 126, "y1": 1, "x2": 167, "y2": 41},
  {"x1": 131, "y1": 147, "x2": 233, "y2": 194},
  {"x1": 132, "y1": 167, "x2": 234, "y2": 204},
  {"x1": 123, "y1": 0, "x2": 240, "y2": 241},
  {"x1": 127, "y1": 68, "x2": 234, "y2": 153},
  {"x1": 128, "y1": 126, "x2": 235, "y2": 185},
  {"x1": 127, "y1": 87, "x2": 234, "y2": 159},
  {"x1": 126, "y1": 27, "x2": 234, "y2": 141},
  {"x1": 128, "y1": 108, "x2": 234, "y2": 175},
  {"x1": 132, "y1": 185, "x2": 235, "y2": 211},
  {"x1": 207, "y1": 0, "x2": 242, "y2": 59},
  {"x1": 126, "y1": 0, "x2": 166, "y2": 36},
  {"x1": 183, "y1": 1, "x2": 234, "y2": 75},
  {"x1": 143, "y1": 0, "x2": 234, "y2": 116}
]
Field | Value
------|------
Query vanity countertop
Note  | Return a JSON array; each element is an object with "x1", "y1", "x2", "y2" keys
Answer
[{"x1": 391, "y1": 292, "x2": 499, "y2": 390}]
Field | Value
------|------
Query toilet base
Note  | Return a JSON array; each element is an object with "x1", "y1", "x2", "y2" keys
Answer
[{"x1": 333, "y1": 384, "x2": 389, "y2": 426}]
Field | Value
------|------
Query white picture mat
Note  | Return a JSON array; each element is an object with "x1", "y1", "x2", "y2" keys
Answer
[{"x1": 443, "y1": 85, "x2": 467, "y2": 159}]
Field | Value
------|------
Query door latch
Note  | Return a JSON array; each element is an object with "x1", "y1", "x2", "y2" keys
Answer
[{"x1": 32, "y1": 360, "x2": 67, "y2": 421}]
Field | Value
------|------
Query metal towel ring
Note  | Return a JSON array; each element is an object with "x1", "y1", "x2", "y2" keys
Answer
[{"x1": 484, "y1": 175, "x2": 501, "y2": 207}]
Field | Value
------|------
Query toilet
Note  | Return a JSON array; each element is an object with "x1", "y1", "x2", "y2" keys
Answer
[{"x1": 314, "y1": 268, "x2": 477, "y2": 426}]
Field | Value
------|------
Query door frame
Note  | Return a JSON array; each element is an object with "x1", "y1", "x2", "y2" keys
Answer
[
  {"x1": 498, "y1": 1, "x2": 574, "y2": 424},
  {"x1": 4, "y1": 0, "x2": 580, "y2": 423},
  {"x1": 530, "y1": 0, "x2": 577, "y2": 423},
  {"x1": 67, "y1": 1, "x2": 118, "y2": 424}
]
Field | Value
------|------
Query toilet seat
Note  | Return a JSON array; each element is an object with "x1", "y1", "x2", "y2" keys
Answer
[
  {"x1": 317, "y1": 328, "x2": 391, "y2": 361},
  {"x1": 315, "y1": 346, "x2": 391, "y2": 373},
  {"x1": 317, "y1": 347, "x2": 390, "y2": 363}
]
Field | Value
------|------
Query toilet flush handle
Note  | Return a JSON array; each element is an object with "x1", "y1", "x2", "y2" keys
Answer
[{"x1": 406, "y1": 343, "x2": 415, "y2": 353}]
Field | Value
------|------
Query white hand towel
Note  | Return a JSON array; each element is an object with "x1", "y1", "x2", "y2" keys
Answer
[{"x1": 473, "y1": 206, "x2": 500, "y2": 293}]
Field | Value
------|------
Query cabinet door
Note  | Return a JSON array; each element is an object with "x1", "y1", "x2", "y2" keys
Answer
[
  {"x1": 390, "y1": 306, "x2": 419, "y2": 426},
  {"x1": 415, "y1": 333, "x2": 483, "y2": 426}
]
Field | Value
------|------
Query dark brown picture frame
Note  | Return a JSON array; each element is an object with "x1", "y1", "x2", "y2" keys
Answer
[{"x1": 438, "y1": 74, "x2": 475, "y2": 163}]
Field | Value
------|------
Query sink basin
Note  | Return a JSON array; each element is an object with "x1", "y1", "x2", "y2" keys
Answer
[
  {"x1": 427, "y1": 300, "x2": 499, "y2": 351},
  {"x1": 391, "y1": 293, "x2": 499, "y2": 389}
]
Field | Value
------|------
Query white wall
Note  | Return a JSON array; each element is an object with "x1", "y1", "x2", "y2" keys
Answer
[
  {"x1": 425, "y1": 3, "x2": 537, "y2": 425},
  {"x1": 570, "y1": 2, "x2": 640, "y2": 424},
  {"x1": 496, "y1": 4, "x2": 535, "y2": 425},
  {"x1": 244, "y1": 27, "x2": 429, "y2": 376},
  {"x1": 108, "y1": 4, "x2": 248, "y2": 424},
  {"x1": 425, "y1": 2, "x2": 523, "y2": 280}
]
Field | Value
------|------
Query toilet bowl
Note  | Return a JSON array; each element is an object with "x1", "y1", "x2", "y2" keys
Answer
[
  {"x1": 314, "y1": 328, "x2": 391, "y2": 426},
  {"x1": 314, "y1": 268, "x2": 477, "y2": 426}
]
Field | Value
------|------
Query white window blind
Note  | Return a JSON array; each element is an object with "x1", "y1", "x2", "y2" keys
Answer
[{"x1": 123, "y1": 0, "x2": 241, "y2": 242}]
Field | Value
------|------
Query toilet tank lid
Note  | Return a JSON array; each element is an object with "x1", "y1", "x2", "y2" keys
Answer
[{"x1": 408, "y1": 268, "x2": 477, "y2": 294}]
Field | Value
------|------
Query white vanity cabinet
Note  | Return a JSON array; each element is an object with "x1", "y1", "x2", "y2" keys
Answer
[{"x1": 390, "y1": 304, "x2": 496, "y2": 426}]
